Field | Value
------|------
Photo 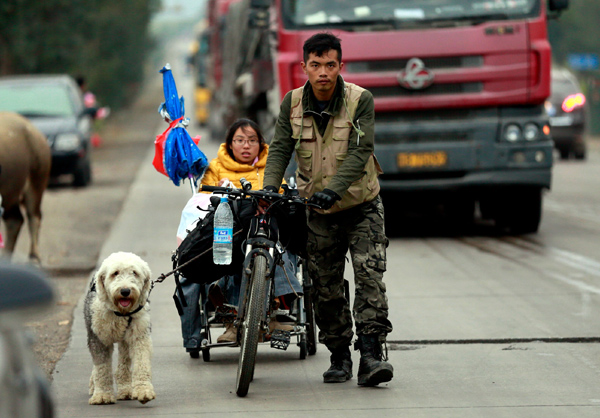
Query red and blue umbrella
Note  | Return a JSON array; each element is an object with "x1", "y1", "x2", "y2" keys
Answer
[{"x1": 153, "y1": 63, "x2": 208, "y2": 191}]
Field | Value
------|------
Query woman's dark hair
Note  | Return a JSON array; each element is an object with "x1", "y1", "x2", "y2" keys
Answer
[
  {"x1": 303, "y1": 32, "x2": 342, "y2": 63},
  {"x1": 224, "y1": 118, "x2": 265, "y2": 161}
]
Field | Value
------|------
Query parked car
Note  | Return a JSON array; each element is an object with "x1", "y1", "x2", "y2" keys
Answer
[
  {"x1": 0, "y1": 74, "x2": 94, "y2": 186},
  {"x1": 0, "y1": 262, "x2": 55, "y2": 418},
  {"x1": 546, "y1": 68, "x2": 587, "y2": 160}
]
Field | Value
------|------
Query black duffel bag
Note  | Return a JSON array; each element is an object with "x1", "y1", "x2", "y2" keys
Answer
[
  {"x1": 173, "y1": 193, "x2": 308, "y2": 284},
  {"x1": 268, "y1": 199, "x2": 307, "y2": 258},
  {"x1": 174, "y1": 198, "x2": 255, "y2": 284}
]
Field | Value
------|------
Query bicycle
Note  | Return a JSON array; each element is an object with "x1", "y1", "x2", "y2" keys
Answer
[{"x1": 200, "y1": 178, "x2": 319, "y2": 397}]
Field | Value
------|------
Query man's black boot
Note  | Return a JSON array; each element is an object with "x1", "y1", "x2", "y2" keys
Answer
[
  {"x1": 323, "y1": 347, "x2": 353, "y2": 383},
  {"x1": 355, "y1": 334, "x2": 394, "y2": 386}
]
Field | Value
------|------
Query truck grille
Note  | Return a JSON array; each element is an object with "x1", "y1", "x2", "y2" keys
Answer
[
  {"x1": 376, "y1": 133, "x2": 470, "y2": 144},
  {"x1": 373, "y1": 108, "x2": 497, "y2": 144},
  {"x1": 375, "y1": 108, "x2": 494, "y2": 122},
  {"x1": 370, "y1": 82, "x2": 482, "y2": 97},
  {"x1": 379, "y1": 171, "x2": 468, "y2": 181},
  {"x1": 375, "y1": 131, "x2": 470, "y2": 144},
  {"x1": 345, "y1": 56, "x2": 483, "y2": 73}
]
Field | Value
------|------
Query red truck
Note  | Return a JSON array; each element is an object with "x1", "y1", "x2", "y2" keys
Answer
[{"x1": 206, "y1": 0, "x2": 569, "y2": 234}]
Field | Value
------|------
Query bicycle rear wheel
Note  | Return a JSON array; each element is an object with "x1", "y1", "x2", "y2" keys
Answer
[
  {"x1": 299, "y1": 260, "x2": 318, "y2": 358},
  {"x1": 304, "y1": 274, "x2": 318, "y2": 356},
  {"x1": 236, "y1": 254, "x2": 267, "y2": 397}
]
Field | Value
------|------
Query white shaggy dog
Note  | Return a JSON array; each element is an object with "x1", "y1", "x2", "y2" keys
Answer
[{"x1": 84, "y1": 251, "x2": 155, "y2": 405}]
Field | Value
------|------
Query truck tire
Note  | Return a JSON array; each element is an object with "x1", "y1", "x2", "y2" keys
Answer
[
  {"x1": 558, "y1": 147, "x2": 570, "y2": 160},
  {"x1": 574, "y1": 147, "x2": 586, "y2": 160},
  {"x1": 495, "y1": 188, "x2": 542, "y2": 234},
  {"x1": 445, "y1": 197, "x2": 475, "y2": 229}
]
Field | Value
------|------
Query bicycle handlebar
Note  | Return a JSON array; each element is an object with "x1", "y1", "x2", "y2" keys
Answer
[{"x1": 200, "y1": 179, "x2": 321, "y2": 209}]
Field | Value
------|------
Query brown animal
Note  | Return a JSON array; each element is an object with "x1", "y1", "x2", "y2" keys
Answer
[{"x1": 0, "y1": 111, "x2": 51, "y2": 263}]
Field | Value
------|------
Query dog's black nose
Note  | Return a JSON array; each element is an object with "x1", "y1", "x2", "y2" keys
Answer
[{"x1": 120, "y1": 288, "x2": 131, "y2": 297}]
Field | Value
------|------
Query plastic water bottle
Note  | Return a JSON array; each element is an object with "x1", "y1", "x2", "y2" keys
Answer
[{"x1": 213, "y1": 196, "x2": 233, "y2": 265}]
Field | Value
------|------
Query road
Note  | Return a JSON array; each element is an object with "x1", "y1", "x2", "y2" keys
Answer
[
  {"x1": 12, "y1": 47, "x2": 599, "y2": 416},
  {"x1": 13, "y1": 57, "x2": 167, "y2": 377}
]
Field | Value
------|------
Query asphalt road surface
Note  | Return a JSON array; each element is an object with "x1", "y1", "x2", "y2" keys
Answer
[{"x1": 10, "y1": 46, "x2": 600, "y2": 416}]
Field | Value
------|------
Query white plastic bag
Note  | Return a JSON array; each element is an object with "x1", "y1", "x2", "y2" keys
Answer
[
  {"x1": 176, "y1": 180, "x2": 237, "y2": 246},
  {"x1": 176, "y1": 193, "x2": 213, "y2": 246}
]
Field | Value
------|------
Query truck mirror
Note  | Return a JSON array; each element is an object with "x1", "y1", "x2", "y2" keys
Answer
[
  {"x1": 249, "y1": 8, "x2": 270, "y2": 28},
  {"x1": 548, "y1": 0, "x2": 569, "y2": 12}
]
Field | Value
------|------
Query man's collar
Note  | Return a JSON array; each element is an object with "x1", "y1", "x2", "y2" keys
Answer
[{"x1": 302, "y1": 75, "x2": 345, "y2": 115}]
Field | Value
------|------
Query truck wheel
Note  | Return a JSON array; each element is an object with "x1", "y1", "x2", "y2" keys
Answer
[
  {"x1": 495, "y1": 188, "x2": 542, "y2": 234},
  {"x1": 445, "y1": 198, "x2": 475, "y2": 229},
  {"x1": 558, "y1": 147, "x2": 570, "y2": 160},
  {"x1": 574, "y1": 147, "x2": 586, "y2": 160}
]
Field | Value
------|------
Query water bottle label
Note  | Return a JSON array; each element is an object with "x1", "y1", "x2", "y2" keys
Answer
[{"x1": 214, "y1": 228, "x2": 232, "y2": 243}]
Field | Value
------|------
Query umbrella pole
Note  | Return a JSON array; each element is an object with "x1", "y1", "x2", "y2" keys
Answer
[{"x1": 188, "y1": 175, "x2": 196, "y2": 195}]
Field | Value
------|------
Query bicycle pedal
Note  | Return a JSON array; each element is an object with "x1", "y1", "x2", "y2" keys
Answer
[
  {"x1": 213, "y1": 304, "x2": 237, "y2": 323},
  {"x1": 270, "y1": 329, "x2": 291, "y2": 350},
  {"x1": 272, "y1": 309, "x2": 290, "y2": 316}
]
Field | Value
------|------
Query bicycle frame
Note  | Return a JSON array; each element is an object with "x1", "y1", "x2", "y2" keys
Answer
[
  {"x1": 236, "y1": 209, "x2": 278, "y2": 330},
  {"x1": 200, "y1": 178, "x2": 319, "y2": 396}
]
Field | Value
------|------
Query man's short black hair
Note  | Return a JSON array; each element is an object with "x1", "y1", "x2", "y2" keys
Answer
[{"x1": 303, "y1": 32, "x2": 342, "y2": 63}]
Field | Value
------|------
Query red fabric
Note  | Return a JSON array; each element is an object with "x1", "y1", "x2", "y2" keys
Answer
[
  {"x1": 91, "y1": 133, "x2": 102, "y2": 148},
  {"x1": 152, "y1": 116, "x2": 184, "y2": 176}
]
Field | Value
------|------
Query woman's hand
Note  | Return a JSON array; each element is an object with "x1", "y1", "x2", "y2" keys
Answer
[
  {"x1": 218, "y1": 178, "x2": 230, "y2": 187},
  {"x1": 256, "y1": 204, "x2": 266, "y2": 215}
]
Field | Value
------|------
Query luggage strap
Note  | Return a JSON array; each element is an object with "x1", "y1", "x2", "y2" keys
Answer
[{"x1": 153, "y1": 228, "x2": 246, "y2": 292}]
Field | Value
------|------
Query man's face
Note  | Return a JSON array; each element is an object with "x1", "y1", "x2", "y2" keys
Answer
[{"x1": 301, "y1": 49, "x2": 343, "y2": 101}]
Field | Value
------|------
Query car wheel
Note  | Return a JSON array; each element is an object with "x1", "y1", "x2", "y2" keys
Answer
[{"x1": 73, "y1": 155, "x2": 92, "y2": 187}]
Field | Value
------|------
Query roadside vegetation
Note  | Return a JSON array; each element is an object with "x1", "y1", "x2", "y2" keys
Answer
[
  {"x1": 0, "y1": 1, "x2": 598, "y2": 124},
  {"x1": 0, "y1": 0, "x2": 160, "y2": 109}
]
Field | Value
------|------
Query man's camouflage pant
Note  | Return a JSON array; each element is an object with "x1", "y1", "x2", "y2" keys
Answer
[{"x1": 306, "y1": 195, "x2": 393, "y2": 352}]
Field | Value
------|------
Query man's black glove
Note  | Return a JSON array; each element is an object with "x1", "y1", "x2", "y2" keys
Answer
[
  {"x1": 262, "y1": 185, "x2": 278, "y2": 193},
  {"x1": 309, "y1": 188, "x2": 341, "y2": 210}
]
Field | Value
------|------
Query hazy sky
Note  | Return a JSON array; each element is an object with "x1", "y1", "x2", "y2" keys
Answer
[{"x1": 156, "y1": 0, "x2": 206, "y2": 21}]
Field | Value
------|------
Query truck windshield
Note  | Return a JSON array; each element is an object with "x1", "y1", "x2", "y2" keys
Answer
[{"x1": 281, "y1": 0, "x2": 540, "y2": 29}]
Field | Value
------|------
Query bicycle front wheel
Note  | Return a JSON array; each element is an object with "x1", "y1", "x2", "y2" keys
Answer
[{"x1": 236, "y1": 254, "x2": 268, "y2": 397}]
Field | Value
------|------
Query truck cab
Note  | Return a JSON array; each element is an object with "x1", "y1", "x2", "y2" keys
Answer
[{"x1": 208, "y1": 0, "x2": 569, "y2": 234}]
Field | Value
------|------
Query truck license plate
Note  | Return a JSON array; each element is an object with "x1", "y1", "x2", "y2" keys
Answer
[{"x1": 397, "y1": 151, "x2": 448, "y2": 168}]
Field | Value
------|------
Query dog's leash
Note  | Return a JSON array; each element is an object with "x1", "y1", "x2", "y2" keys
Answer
[{"x1": 150, "y1": 229, "x2": 246, "y2": 294}]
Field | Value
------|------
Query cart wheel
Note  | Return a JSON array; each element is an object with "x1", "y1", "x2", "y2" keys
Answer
[
  {"x1": 202, "y1": 348, "x2": 211, "y2": 362},
  {"x1": 189, "y1": 350, "x2": 200, "y2": 359},
  {"x1": 198, "y1": 330, "x2": 210, "y2": 362}
]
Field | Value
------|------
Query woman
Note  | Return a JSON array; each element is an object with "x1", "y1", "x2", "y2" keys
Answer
[
  {"x1": 179, "y1": 119, "x2": 302, "y2": 352},
  {"x1": 200, "y1": 118, "x2": 270, "y2": 190}
]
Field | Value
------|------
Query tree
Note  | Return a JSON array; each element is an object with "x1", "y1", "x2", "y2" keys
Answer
[
  {"x1": 548, "y1": 0, "x2": 600, "y2": 67},
  {"x1": 548, "y1": 0, "x2": 600, "y2": 133},
  {"x1": 0, "y1": 0, "x2": 160, "y2": 108}
]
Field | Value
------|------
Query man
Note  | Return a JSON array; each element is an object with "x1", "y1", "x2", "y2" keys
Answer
[{"x1": 263, "y1": 32, "x2": 393, "y2": 386}]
